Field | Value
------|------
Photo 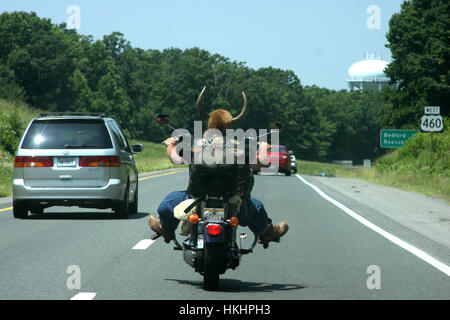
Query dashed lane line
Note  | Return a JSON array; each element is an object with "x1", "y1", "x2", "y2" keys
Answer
[
  {"x1": 132, "y1": 239, "x2": 156, "y2": 250},
  {"x1": 70, "y1": 292, "x2": 97, "y2": 300}
]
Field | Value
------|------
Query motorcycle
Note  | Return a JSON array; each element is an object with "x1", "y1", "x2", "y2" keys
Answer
[
  {"x1": 155, "y1": 195, "x2": 258, "y2": 291},
  {"x1": 154, "y1": 114, "x2": 259, "y2": 291}
]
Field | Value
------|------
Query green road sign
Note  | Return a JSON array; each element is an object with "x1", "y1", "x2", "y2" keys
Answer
[{"x1": 380, "y1": 129, "x2": 418, "y2": 148}]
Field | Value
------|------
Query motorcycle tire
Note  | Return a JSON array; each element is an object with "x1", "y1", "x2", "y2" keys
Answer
[{"x1": 203, "y1": 242, "x2": 222, "y2": 291}]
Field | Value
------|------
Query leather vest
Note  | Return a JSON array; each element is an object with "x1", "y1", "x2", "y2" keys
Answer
[{"x1": 187, "y1": 136, "x2": 254, "y2": 200}]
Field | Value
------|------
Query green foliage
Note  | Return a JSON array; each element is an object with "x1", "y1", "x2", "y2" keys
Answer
[
  {"x1": 130, "y1": 139, "x2": 182, "y2": 173},
  {"x1": 0, "y1": 6, "x2": 448, "y2": 199},
  {"x1": 0, "y1": 64, "x2": 25, "y2": 101},
  {"x1": 0, "y1": 123, "x2": 17, "y2": 154},
  {"x1": 297, "y1": 160, "x2": 337, "y2": 177},
  {"x1": 0, "y1": 6, "x2": 447, "y2": 168},
  {"x1": 0, "y1": 10, "x2": 388, "y2": 163},
  {"x1": 0, "y1": 101, "x2": 28, "y2": 154},
  {"x1": 375, "y1": 117, "x2": 449, "y2": 178},
  {"x1": 303, "y1": 86, "x2": 385, "y2": 163},
  {"x1": 0, "y1": 12, "x2": 84, "y2": 111},
  {"x1": 384, "y1": 0, "x2": 450, "y2": 126},
  {"x1": 0, "y1": 148, "x2": 13, "y2": 197}
]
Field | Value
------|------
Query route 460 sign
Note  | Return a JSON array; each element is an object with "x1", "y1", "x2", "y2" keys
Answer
[{"x1": 420, "y1": 115, "x2": 443, "y2": 132}]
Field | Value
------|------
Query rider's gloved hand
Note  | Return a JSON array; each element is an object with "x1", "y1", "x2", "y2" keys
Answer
[
  {"x1": 163, "y1": 137, "x2": 178, "y2": 147},
  {"x1": 258, "y1": 141, "x2": 270, "y2": 150},
  {"x1": 257, "y1": 141, "x2": 271, "y2": 167}
]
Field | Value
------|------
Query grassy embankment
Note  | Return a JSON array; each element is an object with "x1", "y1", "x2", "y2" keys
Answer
[
  {"x1": 130, "y1": 140, "x2": 182, "y2": 173},
  {"x1": 0, "y1": 150, "x2": 13, "y2": 197},
  {"x1": 298, "y1": 121, "x2": 449, "y2": 203},
  {"x1": 0, "y1": 99, "x2": 38, "y2": 197}
]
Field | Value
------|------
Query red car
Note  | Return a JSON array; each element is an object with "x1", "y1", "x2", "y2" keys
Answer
[{"x1": 254, "y1": 145, "x2": 291, "y2": 176}]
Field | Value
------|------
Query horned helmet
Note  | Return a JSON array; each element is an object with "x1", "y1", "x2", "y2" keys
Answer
[{"x1": 196, "y1": 86, "x2": 248, "y2": 133}]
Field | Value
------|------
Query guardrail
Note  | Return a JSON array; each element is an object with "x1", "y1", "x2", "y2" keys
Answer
[{"x1": 332, "y1": 160, "x2": 353, "y2": 168}]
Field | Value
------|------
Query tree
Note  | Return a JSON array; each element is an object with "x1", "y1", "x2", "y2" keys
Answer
[
  {"x1": 0, "y1": 64, "x2": 25, "y2": 101},
  {"x1": 0, "y1": 11, "x2": 85, "y2": 111},
  {"x1": 385, "y1": 0, "x2": 450, "y2": 126},
  {"x1": 303, "y1": 86, "x2": 385, "y2": 163},
  {"x1": 0, "y1": 10, "x2": 390, "y2": 163}
]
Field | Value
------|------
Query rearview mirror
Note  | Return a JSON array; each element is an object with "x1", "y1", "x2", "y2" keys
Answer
[
  {"x1": 131, "y1": 144, "x2": 143, "y2": 154},
  {"x1": 156, "y1": 113, "x2": 170, "y2": 125}
]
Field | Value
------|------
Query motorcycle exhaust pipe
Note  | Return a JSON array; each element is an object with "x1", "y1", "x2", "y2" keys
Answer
[{"x1": 183, "y1": 249, "x2": 196, "y2": 269}]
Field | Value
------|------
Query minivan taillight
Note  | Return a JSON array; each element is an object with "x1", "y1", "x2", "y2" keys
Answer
[
  {"x1": 108, "y1": 156, "x2": 121, "y2": 167},
  {"x1": 79, "y1": 156, "x2": 121, "y2": 167},
  {"x1": 14, "y1": 156, "x2": 53, "y2": 167}
]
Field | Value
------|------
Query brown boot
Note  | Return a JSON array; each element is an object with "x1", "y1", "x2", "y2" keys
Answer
[
  {"x1": 148, "y1": 215, "x2": 175, "y2": 242},
  {"x1": 259, "y1": 221, "x2": 289, "y2": 244}
]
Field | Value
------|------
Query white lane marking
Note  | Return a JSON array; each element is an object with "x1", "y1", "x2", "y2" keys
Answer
[
  {"x1": 132, "y1": 239, "x2": 156, "y2": 250},
  {"x1": 296, "y1": 174, "x2": 450, "y2": 277},
  {"x1": 70, "y1": 292, "x2": 97, "y2": 300}
]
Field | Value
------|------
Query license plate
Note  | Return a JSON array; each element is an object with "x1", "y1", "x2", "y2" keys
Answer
[
  {"x1": 197, "y1": 238, "x2": 204, "y2": 249},
  {"x1": 56, "y1": 157, "x2": 77, "y2": 168},
  {"x1": 203, "y1": 208, "x2": 225, "y2": 223}
]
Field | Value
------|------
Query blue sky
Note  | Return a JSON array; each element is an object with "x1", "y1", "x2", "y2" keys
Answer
[{"x1": 1, "y1": 0, "x2": 405, "y2": 90}]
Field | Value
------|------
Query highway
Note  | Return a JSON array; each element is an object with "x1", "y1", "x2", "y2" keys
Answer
[{"x1": 0, "y1": 169, "x2": 449, "y2": 300}]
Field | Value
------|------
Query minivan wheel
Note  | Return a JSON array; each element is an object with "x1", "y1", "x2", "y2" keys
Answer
[
  {"x1": 13, "y1": 201, "x2": 29, "y2": 219},
  {"x1": 115, "y1": 184, "x2": 130, "y2": 218},
  {"x1": 129, "y1": 183, "x2": 138, "y2": 215}
]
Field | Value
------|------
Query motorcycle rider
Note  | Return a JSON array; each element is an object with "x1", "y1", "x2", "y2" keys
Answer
[{"x1": 148, "y1": 87, "x2": 289, "y2": 245}]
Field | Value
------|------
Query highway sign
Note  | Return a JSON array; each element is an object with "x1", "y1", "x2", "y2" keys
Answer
[
  {"x1": 424, "y1": 106, "x2": 440, "y2": 115},
  {"x1": 420, "y1": 115, "x2": 443, "y2": 132},
  {"x1": 380, "y1": 129, "x2": 418, "y2": 148}
]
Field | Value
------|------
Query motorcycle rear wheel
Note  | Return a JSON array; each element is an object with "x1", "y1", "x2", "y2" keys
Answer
[{"x1": 203, "y1": 243, "x2": 222, "y2": 291}]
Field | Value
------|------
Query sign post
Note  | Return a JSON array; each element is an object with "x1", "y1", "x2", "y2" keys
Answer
[{"x1": 420, "y1": 106, "x2": 443, "y2": 169}]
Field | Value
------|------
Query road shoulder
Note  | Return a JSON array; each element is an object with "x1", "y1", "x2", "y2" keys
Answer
[{"x1": 299, "y1": 174, "x2": 450, "y2": 264}]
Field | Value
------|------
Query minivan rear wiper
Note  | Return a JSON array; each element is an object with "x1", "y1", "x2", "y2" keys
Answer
[{"x1": 64, "y1": 145, "x2": 99, "y2": 149}]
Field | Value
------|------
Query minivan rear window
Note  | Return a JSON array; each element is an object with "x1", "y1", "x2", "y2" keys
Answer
[{"x1": 21, "y1": 119, "x2": 113, "y2": 149}]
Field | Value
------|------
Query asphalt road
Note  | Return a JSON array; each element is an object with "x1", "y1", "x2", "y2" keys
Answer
[{"x1": 0, "y1": 169, "x2": 449, "y2": 300}]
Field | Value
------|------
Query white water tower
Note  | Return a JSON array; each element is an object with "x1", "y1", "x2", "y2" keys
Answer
[{"x1": 347, "y1": 53, "x2": 390, "y2": 91}]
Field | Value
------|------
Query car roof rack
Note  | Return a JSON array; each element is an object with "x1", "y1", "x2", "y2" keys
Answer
[{"x1": 38, "y1": 112, "x2": 106, "y2": 118}]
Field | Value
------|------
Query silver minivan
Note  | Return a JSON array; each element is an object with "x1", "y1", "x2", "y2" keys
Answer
[{"x1": 12, "y1": 112, "x2": 142, "y2": 218}]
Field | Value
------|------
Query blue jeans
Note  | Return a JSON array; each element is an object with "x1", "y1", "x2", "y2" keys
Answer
[{"x1": 157, "y1": 190, "x2": 269, "y2": 235}]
